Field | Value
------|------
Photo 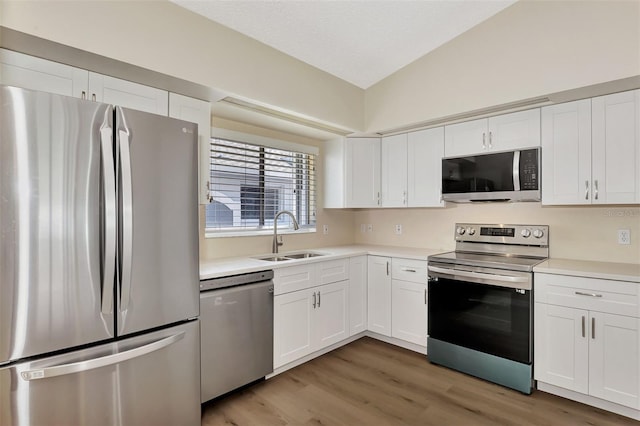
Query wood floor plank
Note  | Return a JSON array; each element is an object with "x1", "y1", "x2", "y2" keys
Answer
[{"x1": 201, "y1": 337, "x2": 639, "y2": 425}]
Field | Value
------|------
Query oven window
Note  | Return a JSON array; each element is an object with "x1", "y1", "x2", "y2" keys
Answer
[{"x1": 428, "y1": 278, "x2": 531, "y2": 364}]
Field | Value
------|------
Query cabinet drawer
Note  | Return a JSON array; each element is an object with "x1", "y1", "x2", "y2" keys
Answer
[
  {"x1": 316, "y1": 258, "x2": 349, "y2": 285},
  {"x1": 274, "y1": 264, "x2": 317, "y2": 295},
  {"x1": 535, "y1": 273, "x2": 640, "y2": 317},
  {"x1": 392, "y1": 258, "x2": 427, "y2": 284}
]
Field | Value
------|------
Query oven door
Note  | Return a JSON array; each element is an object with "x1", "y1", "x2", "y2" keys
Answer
[{"x1": 427, "y1": 262, "x2": 533, "y2": 364}]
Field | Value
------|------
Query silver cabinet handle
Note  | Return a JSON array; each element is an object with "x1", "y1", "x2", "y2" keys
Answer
[
  {"x1": 482, "y1": 132, "x2": 486, "y2": 149},
  {"x1": 403, "y1": 190, "x2": 407, "y2": 205},
  {"x1": 424, "y1": 288, "x2": 427, "y2": 305},
  {"x1": 117, "y1": 107, "x2": 133, "y2": 312},
  {"x1": 582, "y1": 316, "x2": 585, "y2": 338},
  {"x1": 594, "y1": 179, "x2": 599, "y2": 200},
  {"x1": 312, "y1": 292, "x2": 316, "y2": 309},
  {"x1": 585, "y1": 180, "x2": 589, "y2": 200},
  {"x1": 92, "y1": 93, "x2": 96, "y2": 101},
  {"x1": 81, "y1": 90, "x2": 87, "y2": 100},
  {"x1": 575, "y1": 291, "x2": 603, "y2": 298},
  {"x1": 100, "y1": 107, "x2": 116, "y2": 315},
  {"x1": 401, "y1": 268, "x2": 417, "y2": 273},
  {"x1": 21, "y1": 332, "x2": 184, "y2": 381},
  {"x1": 592, "y1": 317, "x2": 595, "y2": 339},
  {"x1": 488, "y1": 131, "x2": 493, "y2": 149},
  {"x1": 318, "y1": 291, "x2": 321, "y2": 308},
  {"x1": 386, "y1": 261, "x2": 390, "y2": 276},
  {"x1": 377, "y1": 191, "x2": 381, "y2": 206}
]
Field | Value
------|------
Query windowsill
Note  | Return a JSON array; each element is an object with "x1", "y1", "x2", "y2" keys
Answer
[{"x1": 205, "y1": 227, "x2": 317, "y2": 239}]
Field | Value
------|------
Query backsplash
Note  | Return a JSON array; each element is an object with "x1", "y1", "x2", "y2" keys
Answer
[{"x1": 354, "y1": 203, "x2": 640, "y2": 264}]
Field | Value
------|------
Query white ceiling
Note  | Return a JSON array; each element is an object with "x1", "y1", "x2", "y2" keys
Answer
[{"x1": 171, "y1": 0, "x2": 516, "y2": 89}]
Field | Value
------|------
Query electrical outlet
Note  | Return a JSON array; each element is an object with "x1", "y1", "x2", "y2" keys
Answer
[
  {"x1": 323, "y1": 225, "x2": 329, "y2": 235},
  {"x1": 360, "y1": 224, "x2": 366, "y2": 233},
  {"x1": 618, "y1": 229, "x2": 631, "y2": 245},
  {"x1": 367, "y1": 224, "x2": 373, "y2": 233},
  {"x1": 395, "y1": 224, "x2": 402, "y2": 235}
]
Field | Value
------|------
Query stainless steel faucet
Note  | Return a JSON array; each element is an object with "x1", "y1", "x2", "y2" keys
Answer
[{"x1": 272, "y1": 210, "x2": 300, "y2": 253}]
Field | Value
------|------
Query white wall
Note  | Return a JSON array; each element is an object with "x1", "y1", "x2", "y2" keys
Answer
[
  {"x1": 0, "y1": 0, "x2": 364, "y2": 132},
  {"x1": 365, "y1": 0, "x2": 640, "y2": 132},
  {"x1": 199, "y1": 117, "x2": 355, "y2": 260},
  {"x1": 354, "y1": 204, "x2": 640, "y2": 264}
]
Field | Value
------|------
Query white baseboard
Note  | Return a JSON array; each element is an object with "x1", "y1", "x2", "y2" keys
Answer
[
  {"x1": 537, "y1": 381, "x2": 640, "y2": 421},
  {"x1": 364, "y1": 331, "x2": 427, "y2": 355}
]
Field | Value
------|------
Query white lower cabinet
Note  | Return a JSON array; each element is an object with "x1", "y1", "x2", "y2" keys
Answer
[
  {"x1": 367, "y1": 256, "x2": 392, "y2": 336},
  {"x1": 349, "y1": 256, "x2": 367, "y2": 336},
  {"x1": 391, "y1": 258, "x2": 428, "y2": 346},
  {"x1": 535, "y1": 273, "x2": 640, "y2": 410},
  {"x1": 274, "y1": 280, "x2": 348, "y2": 369}
]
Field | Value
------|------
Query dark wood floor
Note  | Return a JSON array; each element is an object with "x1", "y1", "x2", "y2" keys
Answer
[{"x1": 202, "y1": 337, "x2": 638, "y2": 425}]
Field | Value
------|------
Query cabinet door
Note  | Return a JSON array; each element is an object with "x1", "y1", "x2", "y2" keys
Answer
[
  {"x1": 345, "y1": 138, "x2": 381, "y2": 207},
  {"x1": 444, "y1": 118, "x2": 487, "y2": 157},
  {"x1": 381, "y1": 134, "x2": 408, "y2": 207},
  {"x1": 407, "y1": 127, "x2": 444, "y2": 207},
  {"x1": 541, "y1": 100, "x2": 592, "y2": 205},
  {"x1": 592, "y1": 89, "x2": 640, "y2": 204},
  {"x1": 391, "y1": 280, "x2": 427, "y2": 346},
  {"x1": 367, "y1": 256, "x2": 391, "y2": 336},
  {"x1": 534, "y1": 303, "x2": 589, "y2": 394},
  {"x1": 0, "y1": 49, "x2": 88, "y2": 98},
  {"x1": 314, "y1": 281, "x2": 349, "y2": 351},
  {"x1": 169, "y1": 93, "x2": 212, "y2": 205},
  {"x1": 273, "y1": 289, "x2": 314, "y2": 368},
  {"x1": 488, "y1": 108, "x2": 541, "y2": 151},
  {"x1": 589, "y1": 312, "x2": 640, "y2": 409},
  {"x1": 88, "y1": 73, "x2": 168, "y2": 115},
  {"x1": 349, "y1": 256, "x2": 367, "y2": 336}
]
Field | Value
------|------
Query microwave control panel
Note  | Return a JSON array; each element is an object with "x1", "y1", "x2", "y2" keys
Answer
[{"x1": 520, "y1": 149, "x2": 539, "y2": 190}]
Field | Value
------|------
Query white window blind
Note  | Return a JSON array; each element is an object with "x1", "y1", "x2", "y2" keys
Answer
[{"x1": 205, "y1": 137, "x2": 316, "y2": 234}]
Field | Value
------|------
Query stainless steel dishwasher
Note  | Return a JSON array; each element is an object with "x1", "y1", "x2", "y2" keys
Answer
[{"x1": 199, "y1": 270, "x2": 274, "y2": 403}]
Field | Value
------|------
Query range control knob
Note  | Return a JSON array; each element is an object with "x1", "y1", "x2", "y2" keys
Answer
[
  {"x1": 521, "y1": 229, "x2": 531, "y2": 238},
  {"x1": 456, "y1": 226, "x2": 466, "y2": 236},
  {"x1": 467, "y1": 227, "x2": 476, "y2": 236},
  {"x1": 533, "y1": 229, "x2": 545, "y2": 239}
]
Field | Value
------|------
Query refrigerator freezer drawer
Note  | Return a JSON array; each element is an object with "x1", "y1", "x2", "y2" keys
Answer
[{"x1": 0, "y1": 321, "x2": 200, "y2": 426}]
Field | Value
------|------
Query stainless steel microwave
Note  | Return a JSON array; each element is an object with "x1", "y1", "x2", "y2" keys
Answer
[{"x1": 441, "y1": 148, "x2": 540, "y2": 202}]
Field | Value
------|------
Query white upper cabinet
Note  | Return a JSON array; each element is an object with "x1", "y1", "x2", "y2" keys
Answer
[
  {"x1": 591, "y1": 90, "x2": 640, "y2": 204},
  {"x1": 89, "y1": 73, "x2": 168, "y2": 116},
  {"x1": 542, "y1": 90, "x2": 640, "y2": 205},
  {"x1": 407, "y1": 127, "x2": 445, "y2": 207},
  {"x1": 541, "y1": 99, "x2": 592, "y2": 205},
  {"x1": 0, "y1": 49, "x2": 88, "y2": 98},
  {"x1": 169, "y1": 93, "x2": 212, "y2": 205},
  {"x1": 444, "y1": 109, "x2": 540, "y2": 157},
  {"x1": 0, "y1": 49, "x2": 170, "y2": 116},
  {"x1": 345, "y1": 137, "x2": 381, "y2": 208},
  {"x1": 381, "y1": 134, "x2": 408, "y2": 207}
]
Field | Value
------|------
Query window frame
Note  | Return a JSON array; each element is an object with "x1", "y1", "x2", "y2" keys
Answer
[{"x1": 204, "y1": 128, "x2": 318, "y2": 238}]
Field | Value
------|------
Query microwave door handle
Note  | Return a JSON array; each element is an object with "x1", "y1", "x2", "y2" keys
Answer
[{"x1": 512, "y1": 151, "x2": 520, "y2": 191}]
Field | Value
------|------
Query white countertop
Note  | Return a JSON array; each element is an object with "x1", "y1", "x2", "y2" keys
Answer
[
  {"x1": 534, "y1": 258, "x2": 640, "y2": 283},
  {"x1": 200, "y1": 244, "x2": 445, "y2": 280}
]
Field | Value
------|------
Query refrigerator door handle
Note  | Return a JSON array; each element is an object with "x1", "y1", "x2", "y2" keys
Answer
[
  {"x1": 100, "y1": 107, "x2": 116, "y2": 315},
  {"x1": 20, "y1": 332, "x2": 185, "y2": 381},
  {"x1": 118, "y1": 108, "x2": 134, "y2": 312}
]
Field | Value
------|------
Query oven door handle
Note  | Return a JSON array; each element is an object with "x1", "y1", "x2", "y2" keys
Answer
[{"x1": 428, "y1": 265, "x2": 531, "y2": 290}]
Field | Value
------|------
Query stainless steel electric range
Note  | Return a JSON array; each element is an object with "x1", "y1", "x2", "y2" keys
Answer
[{"x1": 427, "y1": 223, "x2": 549, "y2": 394}]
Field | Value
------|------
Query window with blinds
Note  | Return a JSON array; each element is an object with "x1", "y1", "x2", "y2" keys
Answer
[{"x1": 205, "y1": 137, "x2": 316, "y2": 234}]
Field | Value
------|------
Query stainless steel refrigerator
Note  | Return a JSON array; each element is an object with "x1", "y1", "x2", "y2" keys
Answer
[{"x1": 0, "y1": 85, "x2": 200, "y2": 425}]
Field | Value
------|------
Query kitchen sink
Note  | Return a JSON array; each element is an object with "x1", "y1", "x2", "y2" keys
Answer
[
  {"x1": 283, "y1": 252, "x2": 325, "y2": 259},
  {"x1": 255, "y1": 252, "x2": 326, "y2": 262},
  {"x1": 256, "y1": 256, "x2": 293, "y2": 262}
]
